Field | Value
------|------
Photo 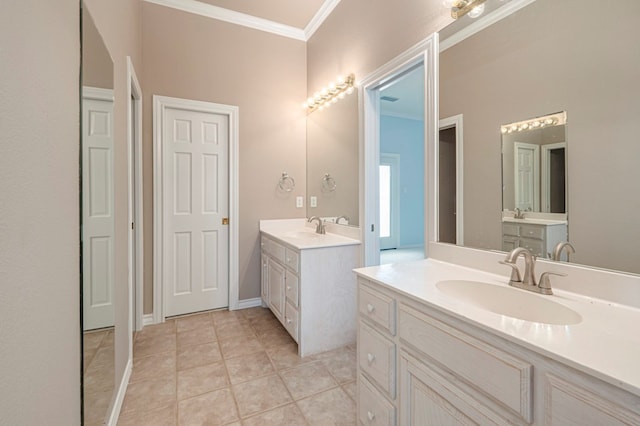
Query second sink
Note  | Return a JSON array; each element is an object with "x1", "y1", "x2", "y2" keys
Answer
[{"x1": 436, "y1": 280, "x2": 582, "y2": 325}]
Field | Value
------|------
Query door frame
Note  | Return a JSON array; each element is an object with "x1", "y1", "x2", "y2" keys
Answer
[
  {"x1": 438, "y1": 114, "x2": 464, "y2": 245},
  {"x1": 541, "y1": 142, "x2": 565, "y2": 213},
  {"x1": 360, "y1": 33, "x2": 438, "y2": 266},
  {"x1": 153, "y1": 95, "x2": 239, "y2": 323},
  {"x1": 126, "y1": 58, "x2": 144, "y2": 333}
]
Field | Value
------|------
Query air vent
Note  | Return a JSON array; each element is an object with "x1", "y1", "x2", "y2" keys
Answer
[{"x1": 381, "y1": 95, "x2": 399, "y2": 102}]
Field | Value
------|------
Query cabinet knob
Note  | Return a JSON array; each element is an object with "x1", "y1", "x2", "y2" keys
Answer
[
  {"x1": 286, "y1": 286, "x2": 291, "y2": 291},
  {"x1": 367, "y1": 411, "x2": 376, "y2": 422},
  {"x1": 367, "y1": 353, "x2": 376, "y2": 364},
  {"x1": 286, "y1": 257, "x2": 291, "y2": 262},
  {"x1": 286, "y1": 318, "x2": 292, "y2": 324},
  {"x1": 366, "y1": 303, "x2": 375, "y2": 313}
]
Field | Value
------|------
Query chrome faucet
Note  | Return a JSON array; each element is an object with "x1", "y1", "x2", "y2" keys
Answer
[
  {"x1": 552, "y1": 241, "x2": 575, "y2": 261},
  {"x1": 308, "y1": 216, "x2": 326, "y2": 234},
  {"x1": 335, "y1": 215, "x2": 350, "y2": 225},
  {"x1": 513, "y1": 208, "x2": 525, "y2": 219},
  {"x1": 499, "y1": 247, "x2": 566, "y2": 295}
]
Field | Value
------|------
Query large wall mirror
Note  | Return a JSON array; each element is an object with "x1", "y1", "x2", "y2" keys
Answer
[
  {"x1": 81, "y1": 3, "x2": 116, "y2": 423},
  {"x1": 439, "y1": 0, "x2": 640, "y2": 274},
  {"x1": 306, "y1": 92, "x2": 359, "y2": 225}
]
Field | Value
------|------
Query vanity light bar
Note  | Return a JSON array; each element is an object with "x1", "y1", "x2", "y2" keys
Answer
[
  {"x1": 303, "y1": 74, "x2": 356, "y2": 112},
  {"x1": 501, "y1": 111, "x2": 567, "y2": 134},
  {"x1": 450, "y1": 0, "x2": 486, "y2": 19}
]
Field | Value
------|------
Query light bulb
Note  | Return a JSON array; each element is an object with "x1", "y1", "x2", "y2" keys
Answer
[
  {"x1": 307, "y1": 97, "x2": 314, "y2": 105},
  {"x1": 346, "y1": 86, "x2": 355, "y2": 95},
  {"x1": 331, "y1": 97, "x2": 338, "y2": 104},
  {"x1": 467, "y1": 3, "x2": 485, "y2": 18},
  {"x1": 336, "y1": 75, "x2": 345, "y2": 84},
  {"x1": 338, "y1": 92, "x2": 346, "y2": 99}
]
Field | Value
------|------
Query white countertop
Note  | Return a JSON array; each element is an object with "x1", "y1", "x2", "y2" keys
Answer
[
  {"x1": 502, "y1": 217, "x2": 567, "y2": 225},
  {"x1": 260, "y1": 219, "x2": 360, "y2": 250},
  {"x1": 354, "y1": 259, "x2": 640, "y2": 397}
]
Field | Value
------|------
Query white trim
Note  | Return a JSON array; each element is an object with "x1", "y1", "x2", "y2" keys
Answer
[
  {"x1": 143, "y1": 0, "x2": 306, "y2": 41},
  {"x1": 237, "y1": 297, "x2": 263, "y2": 310},
  {"x1": 440, "y1": 0, "x2": 537, "y2": 51},
  {"x1": 304, "y1": 0, "x2": 341, "y2": 40},
  {"x1": 82, "y1": 86, "x2": 113, "y2": 102},
  {"x1": 126, "y1": 58, "x2": 144, "y2": 339},
  {"x1": 106, "y1": 358, "x2": 132, "y2": 426},
  {"x1": 541, "y1": 142, "x2": 566, "y2": 213},
  {"x1": 360, "y1": 34, "x2": 438, "y2": 266},
  {"x1": 439, "y1": 114, "x2": 464, "y2": 246},
  {"x1": 153, "y1": 95, "x2": 240, "y2": 323},
  {"x1": 142, "y1": 314, "x2": 155, "y2": 327}
]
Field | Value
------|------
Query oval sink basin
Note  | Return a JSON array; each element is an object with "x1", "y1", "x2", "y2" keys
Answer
[
  {"x1": 283, "y1": 230, "x2": 322, "y2": 239},
  {"x1": 436, "y1": 280, "x2": 582, "y2": 325}
]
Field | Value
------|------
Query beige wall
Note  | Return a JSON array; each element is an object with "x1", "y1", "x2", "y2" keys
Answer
[
  {"x1": 440, "y1": 0, "x2": 640, "y2": 273},
  {"x1": 83, "y1": 7, "x2": 114, "y2": 90},
  {"x1": 0, "y1": 0, "x2": 81, "y2": 423},
  {"x1": 141, "y1": 3, "x2": 307, "y2": 306},
  {"x1": 83, "y1": 0, "x2": 143, "y2": 398}
]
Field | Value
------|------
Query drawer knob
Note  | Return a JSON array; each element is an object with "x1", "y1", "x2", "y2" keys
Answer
[
  {"x1": 287, "y1": 286, "x2": 291, "y2": 291},
  {"x1": 367, "y1": 411, "x2": 376, "y2": 422},
  {"x1": 366, "y1": 303, "x2": 375, "y2": 313},
  {"x1": 286, "y1": 318, "x2": 292, "y2": 324},
  {"x1": 367, "y1": 353, "x2": 376, "y2": 364}
]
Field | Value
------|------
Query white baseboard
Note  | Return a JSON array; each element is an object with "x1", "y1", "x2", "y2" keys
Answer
[
  {"x1": 237, "y1": 297, "x2": 263, "y2": 310},
  {"x1": 142, "y1": 314, "x2": 155, "y2": 326},
  {"x1": 106, "y1": 358, "x2": 132, "y2": 426}
]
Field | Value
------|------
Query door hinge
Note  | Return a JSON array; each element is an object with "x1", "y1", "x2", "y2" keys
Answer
[
  {"x1": 371, "y1": 224, "x2": 375, "y2": 232},
  {"x1": 131, "y1": 222, "x2": 134, "y2": 230},
  {"x1": 222, "y1": 218, "x2": 229, "y2": 225}
]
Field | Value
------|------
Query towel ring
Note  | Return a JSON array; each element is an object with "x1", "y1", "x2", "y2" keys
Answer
[
  {"x1": 322, "y1": 173, "x2": 337, "y2": 192},
  {"x1": 278, "y1": 172, "x2": 295, "y2": 192}
]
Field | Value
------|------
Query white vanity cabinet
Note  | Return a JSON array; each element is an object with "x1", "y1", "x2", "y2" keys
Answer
[
  {"x1": 356, "y1": 277, "x2": 640, "y2": 425},
  {"x1": 502, "y1": 221, "x2": 567, "y2": 258},
  {"x1": 260, "y1": 232, "x2": 359, "y2": 357}
]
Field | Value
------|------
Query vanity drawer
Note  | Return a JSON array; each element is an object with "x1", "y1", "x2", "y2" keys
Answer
[
  {"x1": 502, "y1": 223, "x2": 520, "y2": 237},
  {"x1": 399, "y1": 303, "x2": 533, "y2": 423},
  {"x1": 284, "y1": 247, "x2": 299, "y2": 272},
  {"x1": 359, "y1": 282, "x2": 396, "y2": 335},
  {"x1": 519, "y1": 237, "x2": 545, "y2": 257},
  {"x1": 359, "y1": 321, "x2": 396, "y2": 399},
  {"x1": 284, "y1": 301, "x2": 299, "y2": 342},
  {"x1": 519, "y1": 224, "x2": 545, "y2": 240},
  {"x1": 285, "y1": 270, "x2": 298, "y2": 307},
  {"x1": 261, "y1": 236, "x2": 286, "y2": 263},
  {"x1": 359, "y1": 374, "x2": 396, "y2": 426}
]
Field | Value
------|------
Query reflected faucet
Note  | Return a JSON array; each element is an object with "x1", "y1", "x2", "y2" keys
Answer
[
  {"x1": 499, "y1": 247, "x2": 566, "y2": 295},
  {"x1": 513, "y1": 208, "x2": 525, "y2": 219},
  {"x1": 336, "y1": 215, "x2": 350, "y2": 225},
  {"x1": 552, "y1": 241, "x2": 575, "y2": 261},
  {"x1": 308, "y1": 216, "x2": 326, "y2": 234}
]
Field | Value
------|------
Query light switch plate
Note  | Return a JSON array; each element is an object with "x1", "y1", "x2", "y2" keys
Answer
[
  {"x1": 310, "y1": 196, "x2": 317, "y2": 208},
  {"x1": 296, "y1": 196, "x2": 303, "y2": 208}
]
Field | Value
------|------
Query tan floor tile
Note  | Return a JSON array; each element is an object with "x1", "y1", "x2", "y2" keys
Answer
[
  {"x1": 120, "y1": 376, "x2": 176, "y2": 415},
  {"x1": 249, "y1": 315, "x2": 282, "y2": 332},
  {"x1": 212, "y1": 309, "x2": 246, "y2": 325},
  {"x1": 317, "y1": 346, "x2": 357, "y2": 383},
  {"x1": 134, "y1": 333, "x2": 176, "y2": 359},
  {"x1": 177, "y1": 324, "x2": 217, "y2": 348},
  {"x1": 84, "y1": 358, "x2": 115, "y2": 394},
  {"x1": 257, "y1": 327, "x2": 296, "y2": 349},
  {"x1": 83, "y1": 347, "x2": 98, "y2": 372},
  {"x1": 232, "y1": 374, "x2": 292, "y2": 418},
  {"x1": 242, "y1": 403, "x2": 308, "y2": 426},
  {"x1": 177, "y1": 341, "x2": 222, "y2": 371},
  {"x1": 266, "y1": 343, "x2": 314, "y2": 371},
  {"x1": 297, "y1": 387, "x2": 356, "y2": 425},
  {"x1": 83, "y1": 330, "x2": 108, "y2": 350},
  {"x1": 175, "y1": 312, "x2": 213, "y2": 332},
  {"x1": 214, "y1": 318, "x2": 255, "y2": 340},
  {"x1": 117, "y1": 403, "x2": 177, "y2": 426},
  {"x1": 83, "y1": 388, "x2": 113, "y2": 424},
  {"x1": 279, "y1": 361, "x2": 338, "y2": 400},
  {"x1": 341, "y1": 380, "x2": 356, "y2": 401},
  {"x1": 130, "y1": 351, "x2": 176, "y2": 384},
  {"x1": 219, "y1": 335, "x2": 263, "y2": 359},
  {"x1": 241, "y1": 306, "x2": 272, "y2": 320},
  {"x1": 178, "y1": 388, "x2": 239, "y2": 425},
  {"x1": 89, "y1": 345, "x2": 114, "y2": 368},
  {"x1": 135, "y1": 320, "x2": 176, "y2": 342},
  {"x1": 177, "y1": 361, "x2": 229, "y2": 400},
  {"x1": 225, "y1": 351, "x2": 274, "y2": 384},
  {"x1": 101, "y1": 329, "x2": 114, "y2": 348}
]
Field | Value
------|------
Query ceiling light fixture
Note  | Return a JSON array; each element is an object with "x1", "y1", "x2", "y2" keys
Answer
[
  {"x1": 450, "y1": 0, "x2": 487, "y2": 19},
  {"x1": 303, "y1": 74, "x2": 355, "y2": 112}
]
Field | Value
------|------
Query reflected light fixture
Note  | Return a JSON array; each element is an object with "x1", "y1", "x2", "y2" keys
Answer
[
  {"x1": 303, "y1": 74, "x2": 355, "y2": 113},
  {"x1": 501, "y1": 112, "x2": 567, "y2": 134},
  {"x1": 449, "y1": 0, "x2": 487, "y2": 19}
]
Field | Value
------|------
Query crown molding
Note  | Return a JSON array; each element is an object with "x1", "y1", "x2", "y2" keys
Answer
[
  {"x1": 304, "y1": 0, "x2": 341, "y2": 40},
  {"x1": 144, "y1": 0, "x2": 306, "y2": 41},
  {"x1": 144, "y1": 0, "x2": 341, "y2": 42}
]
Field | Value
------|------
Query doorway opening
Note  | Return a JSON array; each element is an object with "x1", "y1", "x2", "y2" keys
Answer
[{"x1": 438, "y1": 114, "x2": 464, "y2": 246}]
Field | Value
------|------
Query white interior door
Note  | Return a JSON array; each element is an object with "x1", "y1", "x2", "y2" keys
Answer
[
  {"x1": 163, "y1": 105, "x2": 229, "y2": 317},
  {"x1": 82, "y1": 87, "x2": 115, "y2": 331},
  {"x1": 514, "y1": 142, "x2": 540, "y2": 211}
]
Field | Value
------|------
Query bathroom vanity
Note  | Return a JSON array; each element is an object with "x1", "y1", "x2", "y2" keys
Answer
[
  {"x1": 260, "y1": 219, "x2": 360, "y2": 357},
  {"x1": 502, "y1": 217, "x2": 567, "y2": 259},
  {"x1": 354, "y1": 259, "x2": 640, "y2": 425}
]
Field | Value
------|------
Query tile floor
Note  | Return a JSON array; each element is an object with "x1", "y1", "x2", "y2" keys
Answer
[
  {"x1": 117, "y1": 307, "x2": 357, "y2": 425},
  {"x1": 83, "y1": 327, "x2": 115, "y2": 425}
]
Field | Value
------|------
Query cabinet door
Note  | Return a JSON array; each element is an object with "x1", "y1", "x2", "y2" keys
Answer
[
  {"x1": 267, "y1": 258, "x2": 285, "y2": 322},
  {"x1": 261, "y1": 254, "x2": 269, "y2": 303}
]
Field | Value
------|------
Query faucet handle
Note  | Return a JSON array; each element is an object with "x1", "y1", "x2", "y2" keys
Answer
[
  {"x1": 538, "y1": 271, "x2": 567, "y2": 294},
  {"x1": 499, "y1": 261, "x2": 522, "y2": 283}
]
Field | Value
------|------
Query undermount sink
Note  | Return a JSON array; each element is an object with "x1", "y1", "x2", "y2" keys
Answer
[
  {"x1": 283, "y1": 230, "x2": 322, "y2": 239},
  {"x1": 436, "y1": 280, "x2": 582, "y2": 325}
]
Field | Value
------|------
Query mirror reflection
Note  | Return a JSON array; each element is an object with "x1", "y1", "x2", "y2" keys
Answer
[
  {"x1": 82, "y1": 3, "x2": 116, "y2": 423},
  {"x1": 439, "y1": 0, "x2": 640, "y2": 274},
  {"x1": 306, "y1": 92, "x2": 359, "y2": 225}
]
